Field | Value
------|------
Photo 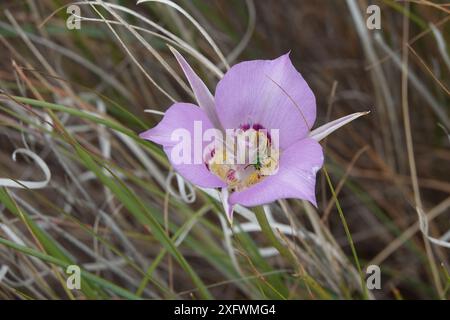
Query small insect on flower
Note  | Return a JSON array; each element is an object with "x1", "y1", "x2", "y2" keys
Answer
[{"x1": 140, "y1": 48, "x2": 368, "y2": 223}]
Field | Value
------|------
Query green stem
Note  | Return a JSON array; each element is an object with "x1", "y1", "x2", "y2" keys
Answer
[
  {"x1": 323, "y1": 166, "x2": 369, "y2": 299},
  {"x1": 254, "y1": 206, "x2": 297, "y2": 266}
]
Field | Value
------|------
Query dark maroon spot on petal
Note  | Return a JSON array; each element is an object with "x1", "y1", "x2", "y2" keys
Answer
[
  {"x1": 239, "y1": 123, "x2": 273, "y2": 142},
  {"x1": 252, "y1": 123, "x2": 265, "y2": 131}
]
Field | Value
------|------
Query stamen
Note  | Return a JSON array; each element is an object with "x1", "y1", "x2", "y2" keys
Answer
[{"x1": 206, "y1": 125, "x2": 279, "y2": 192}]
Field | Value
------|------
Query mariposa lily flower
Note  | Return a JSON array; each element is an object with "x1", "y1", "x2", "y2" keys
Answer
[{"x1": 140, "y1": 48, "x2": 367, "y2": 222}]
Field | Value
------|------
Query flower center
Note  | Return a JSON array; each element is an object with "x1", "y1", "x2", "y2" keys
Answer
[{"x1": 206, "y1": 125, "x2": 279, "y2": 192}]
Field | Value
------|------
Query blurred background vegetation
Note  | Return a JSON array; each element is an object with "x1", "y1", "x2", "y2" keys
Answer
[{"x1": 0, "y1": 0, "x2": 448, "y2": 299}]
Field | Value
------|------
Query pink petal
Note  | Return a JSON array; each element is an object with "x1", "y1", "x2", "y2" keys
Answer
[
  {"x1": 229, "y1": 138, "x2": 324, "y2": 207},
  {"x1": 170, "y1": 46, "x2": 222, "y2": 130},
  {"x1": 140, "y1": 103, "x2": 226, "y2": 188},
  {"x1": 215, "y1": 53, "x2": 316, "y2": 149}
]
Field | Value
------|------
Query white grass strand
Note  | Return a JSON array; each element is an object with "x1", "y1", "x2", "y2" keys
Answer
[
  {"x1": 0, "y1": 149, "x2": 51, "y2": 189},
  {"x1": 137, "y1": 0, "x2": 230, "y2": 70}
]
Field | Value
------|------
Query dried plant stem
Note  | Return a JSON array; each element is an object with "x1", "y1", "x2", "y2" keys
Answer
[{"x1": 400, "y1": 3, "x2": 444, "y2": 298}]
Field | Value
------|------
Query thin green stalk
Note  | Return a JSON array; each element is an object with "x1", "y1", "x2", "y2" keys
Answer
[
  {"x1": 323, "y1": 166, "x2": 369, "y2": 299},
  {"x1": 253, "y1": 206, "x2": 297, "y2": 266}
]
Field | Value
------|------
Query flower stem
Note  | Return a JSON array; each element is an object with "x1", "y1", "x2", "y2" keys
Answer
[{"x1": 254, "y1": 206, "x2": 297, "y2": 266}]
